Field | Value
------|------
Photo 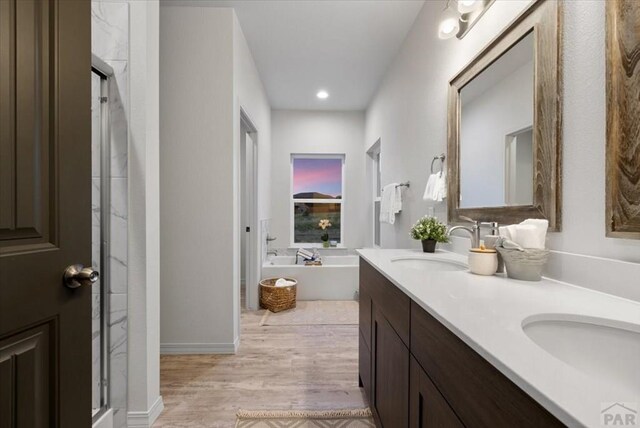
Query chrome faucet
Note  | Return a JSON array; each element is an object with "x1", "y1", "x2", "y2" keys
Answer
[
  {"x1": 266, "y1": 249, "x2": 278, "y2": 257},
  {"x1": 447, "y1": 216, "x2": 499, "y2": 248}
]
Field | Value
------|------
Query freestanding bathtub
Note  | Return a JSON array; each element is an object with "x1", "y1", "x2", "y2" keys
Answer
[{"x1": 262, "y1": 254, "x2": 359, "y2": 300}]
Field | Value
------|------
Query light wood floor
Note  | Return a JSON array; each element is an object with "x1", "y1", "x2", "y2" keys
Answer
[{"x1": 153, "y1": 296, "x2": 367, "y2": 427}]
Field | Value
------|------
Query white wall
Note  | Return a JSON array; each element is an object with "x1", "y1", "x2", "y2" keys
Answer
[
  {"x1": 160, "y1": 6, "x2": 271, "y2": 349},
  {"x1": 271, "y1": 110, "x2": 367, "y2": 249},
  {"x1": 366, "y1": 0, "x2": 640, "y2": 300},
  {"x1": 233, "y1": 14, "x2": 272, "y2": 315},
  {"x1": 127, "y1": 0, "x2": 163, "y2": 426},
  {"x1": 460, "y1": 60, "x2": 533, "y2": 207},
  {"x1": 160, "y1": 6, "x2": 235, "y2": 351}
]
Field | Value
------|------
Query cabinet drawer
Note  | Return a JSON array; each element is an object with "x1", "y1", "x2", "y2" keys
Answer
[
  {"x1": 360, "y1": 259, "x2": 410, "y2": 346},
  {"x1": 410, "y1": 301, "x2": 563, "y2": 428}
]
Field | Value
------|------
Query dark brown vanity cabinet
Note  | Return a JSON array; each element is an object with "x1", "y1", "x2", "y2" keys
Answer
[
  {"x1": 359, "y1": 258, "x2": 565, "y2": 428},
  {"x1": 360, "y1": 260, "x2": 411, "y2": 427},
  {"x1": 371, "y1": 306, "x2": 410, "y2": 428},
  {"x1": 410, "y1": 356, "x2": 464, "y2": 428}
]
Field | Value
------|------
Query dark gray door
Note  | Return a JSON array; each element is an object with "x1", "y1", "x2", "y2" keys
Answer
[{"x1": 0, "y1": 1, "x2": 92, "y2": 427}]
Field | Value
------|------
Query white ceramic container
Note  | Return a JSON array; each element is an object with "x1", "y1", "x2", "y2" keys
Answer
[{"x1": 468, "y1": 249, "x2": 498, "y2": 276}]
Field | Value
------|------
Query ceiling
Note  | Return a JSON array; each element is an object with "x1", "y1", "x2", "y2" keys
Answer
[{"x1": 162, "y1": 0, "x2": 425, "y2": 110}]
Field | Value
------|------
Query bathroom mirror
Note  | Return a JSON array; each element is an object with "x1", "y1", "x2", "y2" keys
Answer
[
  {"x1": 448, "y1": 0, "x2": 562, "y2": 230},
  {"x1": 459, "y1": 32, "x2": 534, "y2": 208}
]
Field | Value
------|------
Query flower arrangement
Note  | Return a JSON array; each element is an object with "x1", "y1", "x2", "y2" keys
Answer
[
  {"x1": 318, "y1": 219, "x2": 332, "y2": 247},
  {"x1": 410, "y1": 216, "x2": 448, "y2": 252}
]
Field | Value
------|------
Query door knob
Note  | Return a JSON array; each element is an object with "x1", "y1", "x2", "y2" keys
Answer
[{"x1": 63, "y1": 264, "x2": 99, "y2": 289}]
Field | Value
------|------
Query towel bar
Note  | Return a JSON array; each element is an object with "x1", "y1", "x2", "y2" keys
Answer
[{"x1": 431, "y1": 154, "x2": 446, "y2": 175}]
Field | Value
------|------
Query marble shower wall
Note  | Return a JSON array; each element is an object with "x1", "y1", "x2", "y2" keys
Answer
[{"x1": 91, "y1": 2, "x2": 129, "y2": 427}]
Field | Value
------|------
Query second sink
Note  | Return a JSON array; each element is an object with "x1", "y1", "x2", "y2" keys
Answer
[{"x1": 523, "y1": 314, "x2": 640, "y2": 395}]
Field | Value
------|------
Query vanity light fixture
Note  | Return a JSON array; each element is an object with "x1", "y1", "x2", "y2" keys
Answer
[
  {"x1": 316, "y1": 90, "x2": 329, "y2": 99},
  {"x1": 438, "y1": 5, "x2": 461, "y2": 40},
  {"x1": 438, "y1": 0, "x2": 495, "y2": 40},
  {"x1": 457, "y1": 0, "x2": 482, "y2": 14}
]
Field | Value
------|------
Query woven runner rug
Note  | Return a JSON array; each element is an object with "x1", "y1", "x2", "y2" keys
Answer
[
  {"x1": 235, "y1": 409, "x2": 375, "y2": 428},
  {"x1": 259, "y1": 300, "x2": 359, "y2": 326}
]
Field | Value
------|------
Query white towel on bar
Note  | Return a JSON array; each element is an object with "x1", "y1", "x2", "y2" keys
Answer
[
  {"x1": 393, "y1": 184, "x2": 403, "y2": 213},
  {"x1": 423, "y1": 174, "x2": 439, "y2": 201},
  {"x1": 423, "y1": 171, "x2": 447, "y2": 202},
  {"x1": 380, "y1": 183, "x2": 401, "y2": 224},
  {"x1": 435, "y1": 171, "x2": 447, "y2": 201}
]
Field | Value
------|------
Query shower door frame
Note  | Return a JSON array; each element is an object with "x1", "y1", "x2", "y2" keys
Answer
[{"x1": 91, "y1": 54, "x2": 113, "y2": 422}]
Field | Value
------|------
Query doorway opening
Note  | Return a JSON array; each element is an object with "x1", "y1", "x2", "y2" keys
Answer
[
  {"x1": 504, "y1": 126, "x2": 533, "y2": 206},
  {"x1": 240, "y1": 109, "x2": 259, "y2": 314}
]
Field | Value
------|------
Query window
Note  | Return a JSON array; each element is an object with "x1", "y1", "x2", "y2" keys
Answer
[
  {"x1": 291, "y1": 155, "x2": 344, "y2": 246},
  {"x1": 368, "y1": 141, "x2": 381, "y2": 247}
]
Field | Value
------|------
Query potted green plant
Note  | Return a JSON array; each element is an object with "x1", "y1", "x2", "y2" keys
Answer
[
  {"x1": 410, "y1": 216, "x2": 448, "y2": 253},
  {"x1": 318, "y1": 219, "x2": 332, "y2": 248}
]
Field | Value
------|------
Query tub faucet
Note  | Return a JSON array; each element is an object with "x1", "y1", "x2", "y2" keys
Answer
[
  {"x1": 266, "y1": 249, "x2": 278, "y2": 257},
  {"x1": 447, "y1": 216, "x2": 498, "y2": 248}
]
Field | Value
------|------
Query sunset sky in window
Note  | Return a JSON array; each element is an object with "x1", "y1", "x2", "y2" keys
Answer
[{"x1": 293, "y1": 158, "x2": 342, "y2": 197}]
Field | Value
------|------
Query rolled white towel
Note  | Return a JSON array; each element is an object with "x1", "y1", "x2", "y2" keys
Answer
[
  {"x1": 516, "y1": 225, "x2": 542, "y2": 249},
  {"x1": 499, "y1": 224, "x2": 519, "y2": 243},
  {"x1": 497, "y1": 237, "x2": 524, "y2": 251},
  {"x1": 521, "y1": 219, "x2": 548, "y2": 249},
  {"x1": 274, "y1": 278, "x2": 295, "y2": 287},
  {"x1": 499, "y1": 219, "x2": 548, "y2": 249},
  {"x1": 498, "y1": 226, "x2": 512, "y2": 240}
]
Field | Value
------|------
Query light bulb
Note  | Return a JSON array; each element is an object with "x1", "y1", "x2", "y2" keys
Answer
[
  {"x1": 457, "y1": 0, "x2": 482, "y2": 14},
  {"x1": 438, "y1": 8, "x2": 460, "y2": 39},
  {"x1": 316, "y1": 90, "x2": 329, "y2": 99}
]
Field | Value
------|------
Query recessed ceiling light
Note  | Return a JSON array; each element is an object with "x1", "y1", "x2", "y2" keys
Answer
[{"x1": 316, "y1": 90, "x2": 329, "y2": 99}]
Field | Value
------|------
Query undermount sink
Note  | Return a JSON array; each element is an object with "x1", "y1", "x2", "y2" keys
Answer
[
  {"x1": 522, "y1": 315, "x2": 640, "y2": 394},
  {"x1": 390, "y1": 256, "x2": 467, "y2": 272}
]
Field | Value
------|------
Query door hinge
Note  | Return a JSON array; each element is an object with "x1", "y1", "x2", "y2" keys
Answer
[
  {"x1": 99, "y1": 96, "x2": 108, "y2": 103},
  {"x1": 246, "y1": 227, "x2": 250, "y2": 232}
]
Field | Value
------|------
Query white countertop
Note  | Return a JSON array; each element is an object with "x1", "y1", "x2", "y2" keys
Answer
[{"x1": 357, "y1": 248, "x2": 640, "y2": 428}]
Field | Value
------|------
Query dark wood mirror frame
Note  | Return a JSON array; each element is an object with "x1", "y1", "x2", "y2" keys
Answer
[
  {"x1": 447, "y1": 0, "x2": 563, "y2": 230},
  {"x1": 606, "y1": 0, "x2": 640, "y2": 239}
]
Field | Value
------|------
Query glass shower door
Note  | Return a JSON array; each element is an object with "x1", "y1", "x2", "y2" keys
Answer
[{"x1": 91, "y1": 66, "x2": 110, "y2": 421}]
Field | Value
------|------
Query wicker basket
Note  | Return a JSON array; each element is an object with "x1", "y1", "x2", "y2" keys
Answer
[
  {"x1": 259, "y1": 278, "x2": 298, "y2": 313},
  {"x1": 496, "y1": 247, "x2": 550, "y2": 281}
]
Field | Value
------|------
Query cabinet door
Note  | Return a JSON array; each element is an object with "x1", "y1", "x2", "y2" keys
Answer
[
  {"x1": 372, "y1": 306, "x2": 409, "y2": 428},
  {"x1": 410, "y1": 356, "x2": 464, "y2": 428},
  {"x1": 359, "y1": 332, "x2": 371, "y2": 399},
  {"x1": 359, "y1": 285, "x2": 372, "y2": 351}
]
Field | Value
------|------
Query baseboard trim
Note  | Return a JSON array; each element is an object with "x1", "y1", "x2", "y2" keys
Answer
[
  {"x1": 127, "y1": 396, "x2": 164, "y2": 428},
  {"x1": 160, "y1": 341, "x2": 238, "y2": 354},
  {"x1": 92, "y1": 409, "x2": 113, "y2": 428}
]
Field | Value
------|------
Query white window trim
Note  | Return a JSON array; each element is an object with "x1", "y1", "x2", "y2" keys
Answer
[
  {"x1": 290, "y1": 154, "x2": 345, "y2": 248},
  {"x1": 368, "y1": 141, "x2": 381, "y2": 248}
]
